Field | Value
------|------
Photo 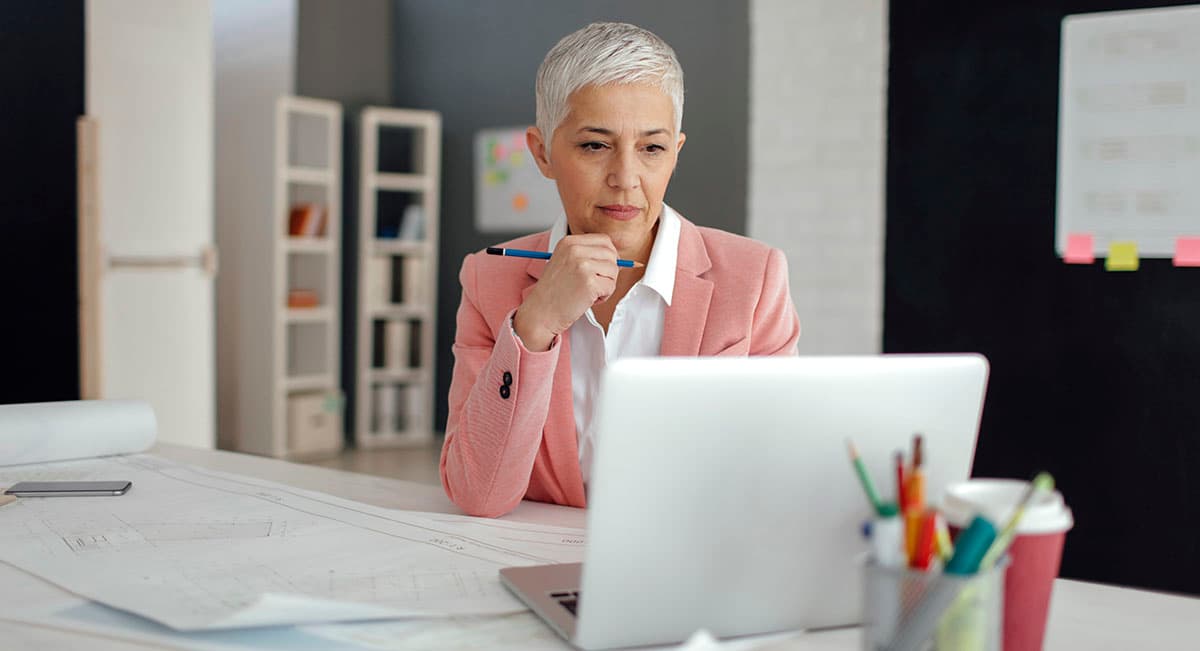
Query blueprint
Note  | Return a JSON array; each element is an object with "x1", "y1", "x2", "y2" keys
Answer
[{"x1": 0, "y1": 454, "x2": 586, "y2": 631}]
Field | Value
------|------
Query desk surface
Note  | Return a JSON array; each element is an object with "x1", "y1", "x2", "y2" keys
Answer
[{"x1": 4, "y1": 443, "x2": 1198, "y2": 650}]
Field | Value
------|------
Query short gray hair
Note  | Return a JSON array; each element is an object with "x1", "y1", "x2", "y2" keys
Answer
[{"x1": 535, "y1": 22, "x2": 684, "y2": 153}]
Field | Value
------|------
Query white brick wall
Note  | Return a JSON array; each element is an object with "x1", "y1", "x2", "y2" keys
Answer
[{"x1": 748, "y1": 0, "x2": 889, "y2": 354}]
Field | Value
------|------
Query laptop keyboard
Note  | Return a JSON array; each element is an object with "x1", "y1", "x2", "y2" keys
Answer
[{"x1": 549, "y1": 590, "x2": 580, "y2": 616}]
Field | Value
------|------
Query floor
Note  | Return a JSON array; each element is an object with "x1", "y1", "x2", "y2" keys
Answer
[{"x1": 304, "y1": 440, "x2": 444, "y2": 486}]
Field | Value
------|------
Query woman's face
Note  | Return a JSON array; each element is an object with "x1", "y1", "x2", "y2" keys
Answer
[{"x1": 528, "y1": 82, "x2": 685, "y2": 261}]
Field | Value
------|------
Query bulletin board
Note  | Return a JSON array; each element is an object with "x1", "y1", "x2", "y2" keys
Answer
[
  {"x1": 1056, "y1": 5, "x2": 1200, "y2": 265},
  {"x1": 473, "y1": 127, "x2": 561, "y2": 233}
]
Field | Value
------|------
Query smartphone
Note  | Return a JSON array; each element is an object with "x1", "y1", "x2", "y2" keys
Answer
[{"x1": 4, "y1": 480, "x2": 132, "y2": 497}]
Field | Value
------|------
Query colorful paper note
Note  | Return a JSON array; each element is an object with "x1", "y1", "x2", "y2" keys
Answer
[
  {"x1": 1174, "y1": 237, "x2": 1200, "y2": 267},
  {"x1": 1105, "y1": 241, "x2": 1139, "y2": 271},
  {"x1": 1063, "y1": 233, "x2": 1095, "y2": 264}
]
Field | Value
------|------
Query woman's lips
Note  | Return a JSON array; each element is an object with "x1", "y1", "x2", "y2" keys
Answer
[{"x1": 599, "y1": 205, "x2": 641, "y2": 221}]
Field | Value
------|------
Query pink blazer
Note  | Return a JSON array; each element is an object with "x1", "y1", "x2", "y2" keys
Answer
[{"x1": 440, "y1": 214, "x2": 801, "y2": 517}]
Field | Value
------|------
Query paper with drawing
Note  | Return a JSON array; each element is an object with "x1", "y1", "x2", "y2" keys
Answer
[{"x1": 0, "y1": 454, "x2": 586, "y2": 631}]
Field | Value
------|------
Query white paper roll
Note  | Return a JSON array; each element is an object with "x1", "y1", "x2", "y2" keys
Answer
[{"x1": 0, "y1": 400, "x2": 157, "y2": 467}]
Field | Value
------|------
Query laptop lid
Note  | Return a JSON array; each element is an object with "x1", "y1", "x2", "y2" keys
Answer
[{"x1": 571, "y1": 354, "x2": 989, "y2": 650}]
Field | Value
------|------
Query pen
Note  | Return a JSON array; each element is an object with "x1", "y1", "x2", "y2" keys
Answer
[
  {"x1": 486, "y1": 247, "x2": 643, "y2": 268},
  {"x1": 846, "y1": 439, "x2": 884, "y2": 515}
]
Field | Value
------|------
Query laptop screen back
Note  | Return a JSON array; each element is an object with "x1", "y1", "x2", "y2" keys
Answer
[{"x1": 573, "y1": 355, "x2": 988, "y2": 649}]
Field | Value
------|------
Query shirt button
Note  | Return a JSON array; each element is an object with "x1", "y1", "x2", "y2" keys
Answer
[
  {"x1": 502, "y1": 371, "x2": 513, "y2": 386},
  {"x1": 499, "y1": 384, "x2": 511, "y2": 400}
]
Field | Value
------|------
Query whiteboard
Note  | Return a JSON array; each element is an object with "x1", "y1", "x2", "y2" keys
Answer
[
  {"x1": 474, "y1": 127, "x2": 562, "y2": 233},
  {"x1": 1056, "y1": 5, "x2": 1200, "y2": 258}
]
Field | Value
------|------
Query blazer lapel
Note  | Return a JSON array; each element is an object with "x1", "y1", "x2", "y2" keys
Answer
[{"x1": 660, "y1": 217, "x2": 714, "y2": 356}]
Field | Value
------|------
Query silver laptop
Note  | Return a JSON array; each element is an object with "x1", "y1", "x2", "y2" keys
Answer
[{"x1": 500, "y1": 354, "x2": 989, "y2": 650}]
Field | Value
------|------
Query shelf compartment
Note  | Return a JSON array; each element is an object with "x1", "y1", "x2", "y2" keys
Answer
[
  {"x1": 374, "y1": 190, "x2": 425, "y2": 240},
  {"x1": 367, "y1": 382, "x2": 425, "y2": 436},
  {"x1": 287, "y1": 110, "x2": 332, "y2": 169},
  {"x1": 287, "y1": 252, "x2": 331, "y2": 308},
  {"x1": 287, "y1": 321, "x2": 330, "y2": 377}
]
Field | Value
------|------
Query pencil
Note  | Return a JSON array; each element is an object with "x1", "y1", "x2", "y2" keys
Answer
[
  {"x1": 486, "y1": 247, "x2": 642, "y2": 268},
  {"x1": 846, "y1": 439, "x2": 884, "y2": 515}
]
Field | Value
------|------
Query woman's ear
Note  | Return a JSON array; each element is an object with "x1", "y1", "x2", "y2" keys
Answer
[
  {"x1": 675, "y1": 131, "x2": 686, "y2": 155},
  {"x1": 526, "y1": 127, "x2": 555, "y2": 180}
]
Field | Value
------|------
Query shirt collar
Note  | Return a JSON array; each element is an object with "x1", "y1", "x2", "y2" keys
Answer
[{"x1": 547, "y1": 204, "x2": 680, "y2": 305}]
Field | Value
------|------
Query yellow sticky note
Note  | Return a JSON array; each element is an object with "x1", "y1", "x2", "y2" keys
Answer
[{"x1": 1105, "y1": 241, "x2": 1139, "y2": 271}]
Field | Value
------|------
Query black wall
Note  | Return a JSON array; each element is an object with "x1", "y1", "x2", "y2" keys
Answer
[
  {"x1": 886, "y1": 0, "x2": 1200, "y2": 595},
  {"x1": 0, "y1": 4, "x2": 85, "y2": 404},
  {"x1": 391, "y1": 0, "x2": 751, "y2": 434}
]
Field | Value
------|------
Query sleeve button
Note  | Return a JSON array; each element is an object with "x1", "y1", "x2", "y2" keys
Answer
[
  {"x1": 499, "y1": 384, "x2": 511, "y2": 399},
  {"x1": 502, "y1": 371, "x2": 513, "y2": 386}
]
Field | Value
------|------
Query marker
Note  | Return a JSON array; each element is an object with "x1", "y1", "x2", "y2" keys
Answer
[
  {"x1": 846, "y1": 439, "x2": 884, "y2": 515},
  {"x1": 910, "y1": 510, "x2": 938, "y2": 570},
  {"x1": 870, "y1": 502, "x2": 905, "y2": 568},
  {"x1": 980, "y1": 471, "x2": 1055, "y2": 570},
  {"x1": 944, "y1": 514, "x2": 997, "y2": 575},
  {"x1": 486, "y1": 247, "x2": 643, "y2": 268},
  {"x1": 933, "y1": 512, "x2": 954, "y2": 563},
  {"x1": 903, "y1": 435, "x2": 925, "y2": 564}
]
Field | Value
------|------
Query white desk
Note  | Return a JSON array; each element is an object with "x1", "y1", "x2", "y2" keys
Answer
[{"x1": 2, "y1": 444, "x2": 1197, "y2": 650}]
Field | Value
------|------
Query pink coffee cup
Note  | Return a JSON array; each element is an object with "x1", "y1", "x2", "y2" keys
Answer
[{"x1": 941, "y1": 479, "x2": 1073, "y2": 651}]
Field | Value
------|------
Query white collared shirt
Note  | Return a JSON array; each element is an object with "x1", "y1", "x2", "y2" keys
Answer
[{"x1": 547, "y1": 204, "x2": 682, "y2": 487}]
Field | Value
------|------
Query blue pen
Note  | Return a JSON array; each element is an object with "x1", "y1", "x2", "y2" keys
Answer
[{"x1": 486, "y1": 247, "x2": 642, "y2": 268}]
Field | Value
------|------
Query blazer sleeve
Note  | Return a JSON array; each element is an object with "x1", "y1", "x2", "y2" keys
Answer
[
  {"x1": 751, "y1": 247, "x2": 802, "y2": 356},
  {"x1": 440, "y1": 254, "x2": 561, "y2": 517}
]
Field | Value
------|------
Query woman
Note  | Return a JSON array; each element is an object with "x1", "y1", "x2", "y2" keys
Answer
[{"x1": 441, "y1": 22, "x2": 801, "y2": 517}]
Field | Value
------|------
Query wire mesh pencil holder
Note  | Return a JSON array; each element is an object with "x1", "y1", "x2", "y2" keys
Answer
[{"x1": 861, "y1": 556, "x2": 1008, "y2": 651}]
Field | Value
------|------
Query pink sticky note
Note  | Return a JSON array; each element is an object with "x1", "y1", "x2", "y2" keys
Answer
[
  {"x1": 1174, "y1": 237, "x2": 1200, "y2": 267},
  {"x1": 1063, "y1": 233, "x2": 1095, "y2": 264}
]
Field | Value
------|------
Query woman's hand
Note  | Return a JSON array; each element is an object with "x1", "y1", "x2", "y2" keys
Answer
[{"x1": 513, "y1": 234, "x2": 619, "y2": 351}]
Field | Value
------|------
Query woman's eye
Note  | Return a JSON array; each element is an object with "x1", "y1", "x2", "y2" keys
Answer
[
  {"x1": 645, "y1": 144, "x2": 666, "y2": 154},
  {"x1": 580, "y1": 142, "x2": 607, "y2": 152}
]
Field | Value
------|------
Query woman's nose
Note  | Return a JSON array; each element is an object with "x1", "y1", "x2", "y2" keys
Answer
[{"x1": 606, "y1": 149, "x2": 639, "y2": 189}]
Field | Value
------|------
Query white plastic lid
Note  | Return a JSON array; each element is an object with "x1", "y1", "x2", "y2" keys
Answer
[{"x1": 941, "y1": 478, "x2": 1074, "y2": 534}]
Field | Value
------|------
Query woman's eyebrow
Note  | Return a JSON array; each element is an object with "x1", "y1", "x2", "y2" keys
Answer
[{"x1": 578, "y1": 126, "x2": 670, "y2": 138}]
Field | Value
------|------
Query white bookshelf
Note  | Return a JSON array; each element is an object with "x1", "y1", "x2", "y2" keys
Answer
[
  {"x1": 355, "y1": 107, "x2": 441, "y2": 449},
  {"x1": 220, "y1": 95, "x2": 344, "y2": 460}
]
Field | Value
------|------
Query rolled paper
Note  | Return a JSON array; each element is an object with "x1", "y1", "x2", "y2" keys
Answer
[{"x1": 0, "y1": 400, "x2": 156, "y2": 467}]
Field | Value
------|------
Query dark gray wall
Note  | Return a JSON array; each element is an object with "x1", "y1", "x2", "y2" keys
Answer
[
  {"x1": 390, "y1": 0, "x2": 751, "y2": 433},
  {"x1": 296, "y1": 0, "x2": 392, "y2": 439}
]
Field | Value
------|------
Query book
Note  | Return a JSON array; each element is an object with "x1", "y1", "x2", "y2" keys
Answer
[
  {"x1": 368, "y1": 257, "x2": 391, "y2": 306},
  {"x1": 288, "y1": 203, "x2": 327, "y2": 237},
  {"x1": 385, "y1": 321, "x2": 410, "y2": 369},
  {"x1": 402, "y1": 257, "x2": 423, "y2": 304},
  {"x1": 287, "y1": 289, "x2": 319, "y2": 308}
]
